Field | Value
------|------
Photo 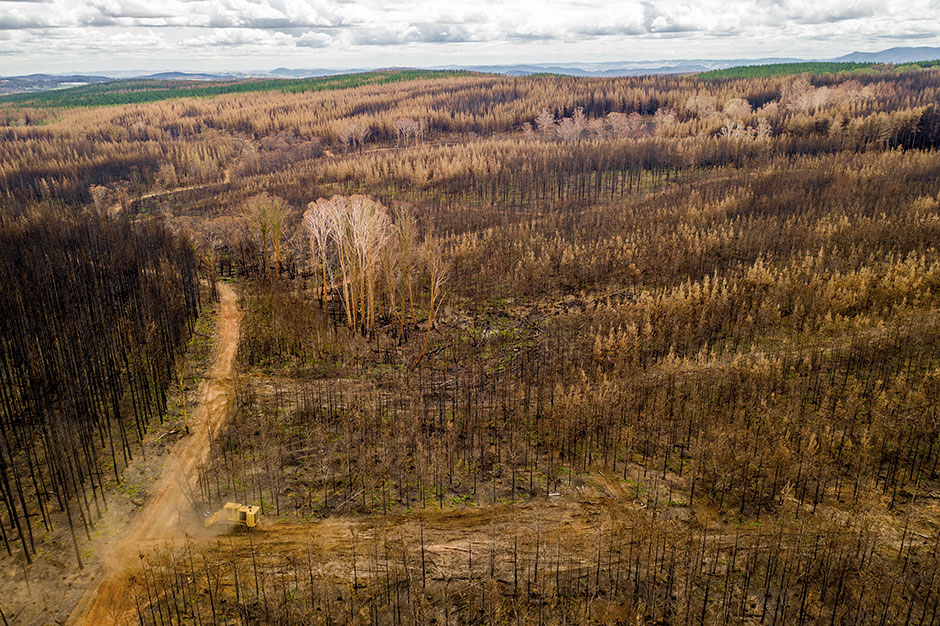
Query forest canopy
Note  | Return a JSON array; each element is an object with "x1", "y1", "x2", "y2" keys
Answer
[{"x1": 3, "y1": 64, "x2": 940, "y2": 625}]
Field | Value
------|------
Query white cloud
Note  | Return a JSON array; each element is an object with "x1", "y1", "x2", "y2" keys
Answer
[
  {"x1": 0, "y1": 0, "x2": 938, "y2": 73},
  {"x1": 183, "y1": 28, "x2": 296, "y2": 47},
  {"x1": 296, "y1": 31, "x2": 332, "y2": 47}
]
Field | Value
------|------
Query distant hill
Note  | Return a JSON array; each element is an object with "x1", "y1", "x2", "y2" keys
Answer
[
  {"x1": 4, "y1": 46, "x2": 940, "y2": 99},
  {"x1": 0, "y1": 69, "x2": 473, "y2": 108},
  {"x1": 0, "y1": 73, "x2": 110, "y2": 96},
  {"x1": 833, "y1": 47, "x2": 940, "y2": 63},
  {"x1": 141, "y1": 72, "x2": 234, "y2": 81},
  {"x1": 259, "y1": 59, "x2": 804, "y2": 79},
  {"x1": 435, "y1": 58, "x2": 803, "y2": 77},
  {"x1": 269, "y1": 68, "x2": 349, "y2": 79}
]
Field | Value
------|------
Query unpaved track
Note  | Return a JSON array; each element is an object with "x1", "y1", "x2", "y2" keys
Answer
[
  {"x1": 108, "y1": 169, "x2": 231, "y2": 215},
  {"x1": 67, "y1": 281, "x2": 241, "y2": 625}
]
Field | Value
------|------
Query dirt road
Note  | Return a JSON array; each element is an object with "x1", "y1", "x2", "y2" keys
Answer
[
  {"x1": 108, "y1": 169, "x2": 231, "y2": 215},
  {"x1": 67, "y1": 281, "x2": 241, "y2": 625}
]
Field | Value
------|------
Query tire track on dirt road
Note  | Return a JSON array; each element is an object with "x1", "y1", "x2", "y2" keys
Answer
[{"x1": 67, "y1": 281, "x2": 241, "y2": 625}]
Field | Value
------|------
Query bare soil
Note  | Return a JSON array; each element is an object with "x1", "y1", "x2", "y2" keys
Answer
[{"x1": 66, "y1": 281, "x2": 241, "y2": 625}]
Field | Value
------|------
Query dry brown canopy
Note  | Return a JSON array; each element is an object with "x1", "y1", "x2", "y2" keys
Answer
[
  {"x1": 5, "y1": 68, "x2": 940, "y2": 625},
  {"x1": 2, "y1": 69, "x2": 939, "y2": 212}
]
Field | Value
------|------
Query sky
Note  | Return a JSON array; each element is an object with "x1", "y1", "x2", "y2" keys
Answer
[{"x1": 2, "y1": 0, "x2": 940, "y2": 75}]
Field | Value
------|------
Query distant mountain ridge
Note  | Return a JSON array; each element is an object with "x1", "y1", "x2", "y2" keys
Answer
[
  {"x1": 0, "y1": 73, "x2": 110, "y2": 95},
  {"x1": 2, "y1": 46, "x2": 939, "y2": 96},
  {"x1": 435, "y1": 58, "x2": 803, "y2": 77},
  {"x1": 832, "y1": 47, "x2": 940, "y2": 63}
]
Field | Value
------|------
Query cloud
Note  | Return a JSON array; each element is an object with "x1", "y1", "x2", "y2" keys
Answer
[
  {"x1": 1, "y1": 0, "x2": 940, "y2": 72},
  {"x1": 409, "y1": 22, "x2": 478, "y2": 43},
  {"x1": 205, "y1": 0, "x2": 349, "y2": 29},
  {"x1": 880, "y1": 32, "x2": 937, "y2": 40},
  {"x1": 183, "y1": 28, "x2": 296, "y2": 47},
  {"x1": 349, "y1": 21, "x2": 482, "y2": 45},
  {"x1": 642, "y1": 3, "x2": 700, "y2": 34},
  {"x1": 435, "y1": 12, "x2": 488, "y2": 26},
  {"x1": 0, "y1": 10, "x2": 53, "y2": 29},
  {"x1": 349, "y1": 28, "x2": 409, "y2": 46},
  {"x1": 105, "y1": 29, "x2": 169, "y2": 48},
  {"x1": 791, "y1": 1, "x2": 879, "y2": 25},
  {"x1": 573, "y1": 24, "x2": 646, "y2": 37},
  {"x1": 296, "y1": 32, "x2": 332, "y2": 47},
  {"x1": 91, "y1": 0, "x2": 178, "y2": 19}
]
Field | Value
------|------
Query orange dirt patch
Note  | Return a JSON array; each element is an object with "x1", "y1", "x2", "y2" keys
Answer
[{"x1": 67, "y1": 281, "x2": 241, "y2": 625}]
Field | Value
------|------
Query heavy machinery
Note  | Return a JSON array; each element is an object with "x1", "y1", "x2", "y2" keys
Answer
[{"x1": 204, "y1": 502, "x2": 260, "y2": 528}]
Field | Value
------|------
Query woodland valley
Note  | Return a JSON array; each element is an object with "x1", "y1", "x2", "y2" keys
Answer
[{"x1": 1, "y1": 65, "x2": 940, "y2": 625}]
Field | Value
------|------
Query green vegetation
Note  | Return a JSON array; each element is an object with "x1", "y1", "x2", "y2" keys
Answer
[
  {"x1": 897, "y1": 58, "x2": 940, "y2": 70},
  {"x1": 0, "y1": 69, "x2": 475, "y2": 108},
  {"x1": 702, "y1": 61, "x2": 877, "y2": 78},
  {"x1": 701, "y1": 59, "x2": 940, "y2": 79}
]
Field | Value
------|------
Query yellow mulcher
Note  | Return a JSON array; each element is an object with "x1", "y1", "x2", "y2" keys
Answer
[{"x1": 204, "y1": 502, "x2": 260, "y2": 529}]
